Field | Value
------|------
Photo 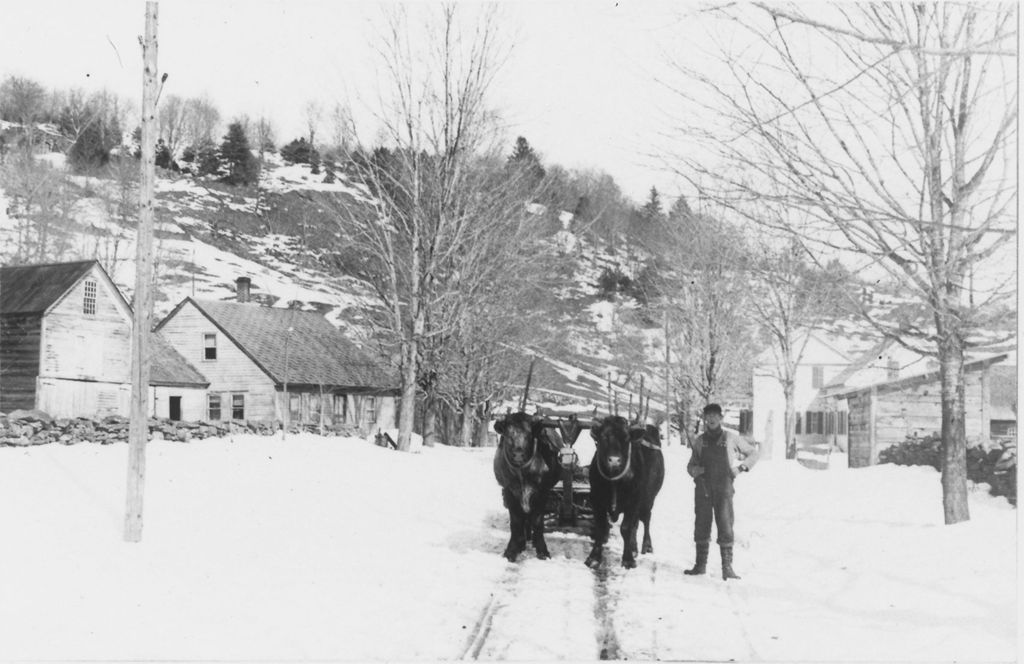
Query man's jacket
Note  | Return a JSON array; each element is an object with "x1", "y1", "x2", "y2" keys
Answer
[{"x1": 686, "y1": 429, "x2": 760, "y2": 481}]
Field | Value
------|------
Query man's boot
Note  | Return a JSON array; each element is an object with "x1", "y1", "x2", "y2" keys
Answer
[
  {"x1": 721, "y1": 545, "x2": 740, "y2": 580},
  {"x1": 684, "y1": 542, "x2": 709, "y2": 575}
]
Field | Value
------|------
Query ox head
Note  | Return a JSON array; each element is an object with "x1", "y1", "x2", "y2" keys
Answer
[
  {"x1": 494, "y1": 412, "x2": 545, "y2": 466},
  {"x1": 590, "y1": 415, "x2": 645, "y2": 481},
  {"x1": 495, "y1": 412, "x2": 552, "y2": 513}
]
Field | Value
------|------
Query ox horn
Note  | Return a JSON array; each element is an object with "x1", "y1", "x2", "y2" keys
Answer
[{"x1": 519, "y1": 357, "x2": 536, "y2": 412}]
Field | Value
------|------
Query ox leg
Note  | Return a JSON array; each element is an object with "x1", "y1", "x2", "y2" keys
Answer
[
  {"x1": 529, "y1": 507, "x2": 550, "y2": 559},
  {"x1": 620, "y1": 513, "x2": 640, "y2": 568},
  {"x1": 585, "y1": 500, "x2": 610, "y2": 568},
  {"x1": 502, "y1": 489, "x2": 528, "y2": 562},
  {"x1": 640, "y1": 505, "x2": 654, "y2": 554}
]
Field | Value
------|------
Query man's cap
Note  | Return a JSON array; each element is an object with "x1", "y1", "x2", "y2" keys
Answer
[{"x1": 702, "y1": 403, "x2": 723, "y2": 416}]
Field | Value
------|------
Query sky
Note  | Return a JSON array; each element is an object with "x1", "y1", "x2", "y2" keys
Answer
[
  {"x1": 0, "y1": 431, "x2": 1017, "y2": 661},
  {"x1": 0, "y1": 0, "x2": 696, "y2": 204}
]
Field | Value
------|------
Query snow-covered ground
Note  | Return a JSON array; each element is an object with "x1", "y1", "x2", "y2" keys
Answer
[{"x1": 0, "y1": 434, "x2": 1016, "y2": 662}]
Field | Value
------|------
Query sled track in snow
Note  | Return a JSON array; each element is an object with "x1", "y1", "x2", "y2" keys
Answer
[
  {"x1": 592, "y1": 558, "x2": 622, "y2": 660},
  {"x1": 459, "y1": 564, "x2": 520, "y2": 660}
]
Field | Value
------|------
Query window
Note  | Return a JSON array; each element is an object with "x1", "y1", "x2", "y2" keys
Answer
[
  {"x1": 803, "y1": 411, "x2": 825, "y2": 435},
  {"x1": 203, "y1": 333, "x2": 217, "y2": 360},
  {"x1": 334, "y1": 395, "x2": 348, "y2": 423},
  {"x1": 232, "y1": 394, "x2": 245, "y2": 420},
  {"x1": 886, "y1": 358, "x2": 900, "y2": 380},
  {"x1": 83, "y1": 279, "x2": 97, "y2": 315},
  {"x1": 310, "y1": 394, "x2": 321, "y2": 421},
  {"x1": 811, "y1": 365, "x2": 824, "y2": 388},
  {"x1": 795, "y1": 412, "x2": 802, "y2": 435},
  {"x1": 208, "y1": 394, "x2": 222, "y2": 420},
  {"x1": 289, "y1": 394, "x2": 301, "y2": 421},
  {"x1": 365, "y1": 396, "x2": 378, "y2": 424}
]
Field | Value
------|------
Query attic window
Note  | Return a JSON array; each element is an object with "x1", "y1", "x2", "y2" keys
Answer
[
  {"x1": 811, "y1": 366, "x2": 824, "y2": 389},
  {"x1": 83, "y1": 279, "x2": 97, "y2": 315},
  {"x1": 886, "y1": 359, "x2": 899, "y2": 380},
  {"x1": 203, "y1": 333, "x2": 217, "y2": 360}
]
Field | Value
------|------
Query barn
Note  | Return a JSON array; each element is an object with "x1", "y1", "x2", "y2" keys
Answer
[
  {"x1": 829, "y1": 354, "x2": 1014, "y2": 467},
  {"x1": 0, "y1": 260, "x2": 208, "y2": 418},
  {"x1": 154, "y1": 278, "x2": 399, "y2": 432}
]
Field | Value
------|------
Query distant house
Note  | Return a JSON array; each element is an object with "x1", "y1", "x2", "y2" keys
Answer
[
  {"x1": 0, "y1": 260, "x2": 207, "y2": 418},
  {"x1": 751, "y1": 332, "x2": 862, "y2": 460},
  {"x1": 751, "y1": 329, "x2": 1016, "y2": 468},
  {"x1": 155, "y1": 278, "x2": 399, "y2": 432}
]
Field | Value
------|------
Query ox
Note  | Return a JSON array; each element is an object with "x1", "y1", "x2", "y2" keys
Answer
[
  {"x1": 493, "y1": 413, "x2": 562, "y2": 562},
  {"x1": 585, "y1": 417, "x2": 665, "y2": 569}
]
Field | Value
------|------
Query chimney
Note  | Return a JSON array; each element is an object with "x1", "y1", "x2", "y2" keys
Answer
[{"x1": 236, "y1": 277, "x2": 251, "y2": 303}]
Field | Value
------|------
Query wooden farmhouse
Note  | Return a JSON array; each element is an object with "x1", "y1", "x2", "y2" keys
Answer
[
  {"x1": 0, "y1": 260, "x2": 208, "y2": 418},
  {"x1": 752, "y1": 330, "x2": 1017, "y2": 468},
  {"x1": 154, "y1": 278, "x2": 399, "y2": 432},
  {"x1": 826, "y1": 352, "x2": 1015, "y2": 467},
  {"x1": 751, "y1": 332, "x2": 864, "y2": 461}
]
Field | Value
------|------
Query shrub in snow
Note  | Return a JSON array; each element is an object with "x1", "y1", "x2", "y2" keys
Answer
[
  {"x1": 880, "y1": 434, "x2": 1016, "y2": 504},
  {"x1": 279, "y1": 137, "x2": 320, "y2": 167}
]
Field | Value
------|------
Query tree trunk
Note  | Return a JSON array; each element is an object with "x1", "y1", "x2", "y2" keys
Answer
[
  {"x1": 459, "y1": 394, "x2": 475, "y2": 447},
  {"x1": 784, "y1": 381, "x2": 796, "y2": 460},
  {"x1": 938, "y1": 333, "x2": 970, "y2": 524},
  {"x1": 396, "y1": 342, "x2": 417, "y2": 452},
  {"x1": 422, "y1": 398, "x2": 438, "y2": 447}
]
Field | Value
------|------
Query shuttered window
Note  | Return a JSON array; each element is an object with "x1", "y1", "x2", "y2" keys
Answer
[
  {"x1": 811, "y1": 365, "x2": 824, "y2": 388},
  {"x1": 83, "y1": 279, "x2": 97, "y2": 315},
  {"x1": 365, "y1": 396, "x2": 378, "y2": 424}
]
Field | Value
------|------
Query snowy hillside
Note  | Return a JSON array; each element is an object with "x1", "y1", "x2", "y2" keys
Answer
[{"x1": 0, "y1": 435, "x2": 1016, "y2": 661}]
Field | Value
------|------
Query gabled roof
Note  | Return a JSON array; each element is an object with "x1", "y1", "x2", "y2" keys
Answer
[
  {"x1": 830, "y1": 354, "x2": 1010, "y2": 399},
  {"x1": 158, "y1": 298, "x2": 398, "y2": 391},
  {"x1": 150, "y1": 333, "x2": 209, "y2": 388},
  {"x1": 0, "y1": 260, "x2": 102, "y2": 315}
]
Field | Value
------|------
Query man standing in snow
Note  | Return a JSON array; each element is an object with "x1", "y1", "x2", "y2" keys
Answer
[{"x1": 684, "y1": 403, "x2": 759, "y2": 580}]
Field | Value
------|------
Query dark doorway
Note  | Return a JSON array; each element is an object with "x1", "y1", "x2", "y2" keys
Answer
[{"x1": 169, "y1": 396, "x2": 182, "y2": 421}]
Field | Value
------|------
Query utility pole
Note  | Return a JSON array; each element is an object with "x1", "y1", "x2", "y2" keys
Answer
[{"x1": 125, "y1": 1, "x2": 159, "y2": 543}]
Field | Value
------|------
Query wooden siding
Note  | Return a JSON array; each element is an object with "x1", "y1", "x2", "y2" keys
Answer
[
  {"x1": 41, "y1": 273, "x2": 131, "y2": 384},
  {"x1": 848, "y1": 391, "x2": 873, "y2": 468},
  {"x1": 277, "y1": 391, "x2": 397, "y2": 431},
  {"x1": 872, "y1": 372, "x2": 987, "y2": 447},
  {"x1": 845, "y1": 370, "x2": 993, "y2": 468},
  {"x1": 152, "y1": 386, "x2": 208, "y2": 421},
  {"x1": 158, "y1": 301, "x2": 278, "y2": 420},
  {"x1": 0, "y1": 313, "x2": 42, "y2": 412},
  {"x1": 37, "y1": 377, "x2": 130, "y2": 418}
]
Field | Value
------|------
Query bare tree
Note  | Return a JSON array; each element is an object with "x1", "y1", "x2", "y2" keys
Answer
[
  {"x1": 748, "y1": 234, "x2": 850, "y2": 460},
  {"x1": 183, "y1": 94, "x2": 221, "y2": 146},
  {"x1": 157, "y1": 93, "x2": 188, "y2": 157},
  {"x1": 331, "y1": 4, "x2": 516, "y2": 452},
  {"x1": 664, "y1": 3, "x2": 1017, "y2": 523},
  {"x1": 303, "y1": 100, "x2": 323, "y2": 150}
]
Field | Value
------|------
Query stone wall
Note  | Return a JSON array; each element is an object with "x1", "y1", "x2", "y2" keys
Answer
[{"x1": 0, "y1": 409, "x2": 363, "y2": 446}]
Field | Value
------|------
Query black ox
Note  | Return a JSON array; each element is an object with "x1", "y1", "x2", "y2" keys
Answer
[
  {"x1": 493, "y1": 413, "x2": 562, "y2": 562},
  {"x1": 585, "y1": 417, "x2": 665, "y2": 569}
]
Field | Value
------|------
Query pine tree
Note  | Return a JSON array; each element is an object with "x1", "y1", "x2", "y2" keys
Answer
[
  {"x1": 506, "y1": 136, "x2": 545, "y2": 187},
  {"x1": 219, "y1": 121, "x2": 257, "y2": 185}
]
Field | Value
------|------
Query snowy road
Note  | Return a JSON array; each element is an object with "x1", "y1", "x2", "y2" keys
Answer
[{"x1": 0, "y1": 434, "x2": 1016, "y2": 662}]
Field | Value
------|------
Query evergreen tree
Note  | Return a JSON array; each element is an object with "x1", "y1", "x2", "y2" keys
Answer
[
  {"x1": 506, "y1": 136, "x2": 545, "y2": 187},
  {"x1": 280, "y1": 137, "x2": 320, "y2": 166},
  {"x1": 219, "y1": 121, "x2": 257, "y2": 185}
]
